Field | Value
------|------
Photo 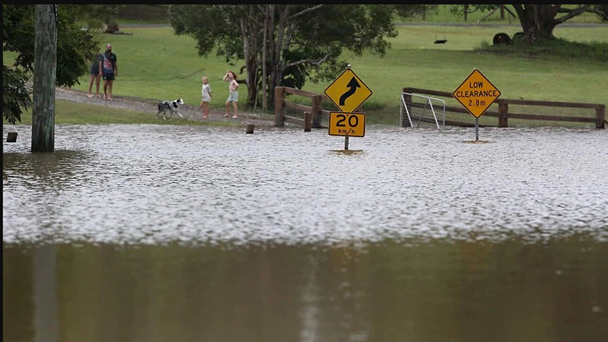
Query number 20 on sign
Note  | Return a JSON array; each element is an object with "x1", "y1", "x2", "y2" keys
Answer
[{"x1": 328, "y1": 112, "x2": 366, "y2": 137}]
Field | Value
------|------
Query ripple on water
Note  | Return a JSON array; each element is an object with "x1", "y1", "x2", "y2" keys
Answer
[{"x1": 3, "y1": 124, "x2": 608, "y2": 245}]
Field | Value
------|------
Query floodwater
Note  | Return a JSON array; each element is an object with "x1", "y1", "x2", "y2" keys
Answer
[{"x1": 3, "y1": 123, "x2": 608, "y2": 342}]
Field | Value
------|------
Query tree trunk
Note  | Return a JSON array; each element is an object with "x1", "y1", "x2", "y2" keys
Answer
[
  {"x1": 267, "y1": 5, "x2": 290, "y2": 111},
  {"x1": 512, "y1": 4, "x2": 559, "y2": 43},
  {"x1": 31, "y1": 5, "x2": 57, "y2": 153},
  {"x1": 246, "y1": 61, "x2": 257, "y2": 109},
  {"x1": 262, "y1": 8, "x2": 268, "y2": 111},
  {"x1": 240, "y1": 8, "x2": 259, "y2": 110}
]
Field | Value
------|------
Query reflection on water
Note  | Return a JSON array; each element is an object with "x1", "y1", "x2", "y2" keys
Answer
[
  {"x1": 3, "y1": 240, "x2": 607, "y2": 342},
  {"x1": 3, "y1": 124, "x2": 608, "y2": 342}
]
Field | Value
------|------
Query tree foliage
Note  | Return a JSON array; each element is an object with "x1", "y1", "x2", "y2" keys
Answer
[
  {"x1": 168, "y1": 5, "x2": 426, "y2": 110},
  {"x1": 3, "y1": 5, "x2": 111, "y2": 124},
  {"x1": 451, "y1": 5, "x2": 608, "y2": 42}
]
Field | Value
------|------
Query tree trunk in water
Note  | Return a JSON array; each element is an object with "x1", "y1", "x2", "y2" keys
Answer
[{"x1": 32, "y1": 5, "x2": 57, "y2": 153}]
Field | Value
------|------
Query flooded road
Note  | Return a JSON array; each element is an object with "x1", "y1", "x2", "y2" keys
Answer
[{"x1": 3, "y1": 124, "x2": 608, "y2": 342}]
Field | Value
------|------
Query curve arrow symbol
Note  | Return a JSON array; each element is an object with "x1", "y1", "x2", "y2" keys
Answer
[{"x1": 339, "y1": 77, "x2": 360, "y2": 106}]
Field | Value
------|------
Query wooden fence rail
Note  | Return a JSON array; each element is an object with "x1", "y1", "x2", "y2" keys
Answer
[
  {"x1": 274, "y1": 87, "x2": 329, "y2": 128},
  {"x1": 274, "y1": 86, "x2": 605, "y2": 129},
  {"x1": 402, "y1": 87, "x2": 605, "y2": 129}
]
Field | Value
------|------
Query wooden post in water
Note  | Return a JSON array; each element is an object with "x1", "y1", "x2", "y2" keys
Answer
[
  {"x1": 246, "y1": 124, "x2": 255, "y2": 134},
  {"x1": 31, "y1": 5, "x2": 57, "y2": 153},
  {"x1": 498, "y1": 101, "x2": 508, "y2": 127},
  {"x1": 597, "y1": 104, "x2": 606, "y2": 129},
  {"x1": 7, "y1": 132, "x2": 18, "y2": 142},
  {"x1": 304, "y1": 112, "x2": 312, "y2": 132}
]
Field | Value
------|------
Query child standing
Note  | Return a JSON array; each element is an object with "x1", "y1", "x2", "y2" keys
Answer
[
  {"x1": 200, "y1": 76, "x2": 211, "y2": 119},
  {"x1": 87, "y1": 52, "x2": 103, "y2": 98},
  {"x1": 223, "y1": 70, "x2": 239, "y2": 118}
]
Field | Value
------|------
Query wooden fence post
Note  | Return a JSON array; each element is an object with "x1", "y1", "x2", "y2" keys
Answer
[
  {"x1": 311, "y1": 95, "x2": 322, "y2": 128},
  {"x1": 597, "y1": 104, "x2": 605, "y2": 129},
  {"x1": 274, "y1": 86, "x2": 285, "y2": 127},
  {"x1": 304, "y1": 112, "x2": 312, "y2": 132},
  {"x1": 498, "y1": 101, "x2": 509, "y2": 127}
]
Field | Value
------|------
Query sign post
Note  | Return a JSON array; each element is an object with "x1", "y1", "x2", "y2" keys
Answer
[
  {"x1": 452, "y1": 68, "x2": 501, "y2": 140},
  {"x1": 324, "y1": 65, "x2": 372, "y2": 149}
]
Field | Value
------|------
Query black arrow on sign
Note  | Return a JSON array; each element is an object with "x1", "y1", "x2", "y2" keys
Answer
[{"x1": 339, "y1": 77, "x2": 360, "y2": 106}]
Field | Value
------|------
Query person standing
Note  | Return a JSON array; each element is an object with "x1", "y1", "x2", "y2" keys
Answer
[
  {"x1": 100, "y1": 43, "x2": 118, "y2": 101},
  {"x1": 200, "y1": 76, "x2": 212, "y2": 119},
  {"x1": 223, "y1": 70, "x2": 239, "y2": 118},
  {"x1": 87, "y1": 52, "x2": 103, "y2": 98}
]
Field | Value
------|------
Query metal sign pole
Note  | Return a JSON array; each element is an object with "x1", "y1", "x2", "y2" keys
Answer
[
  {"x1": 475, "y1": 118, "x2": 479, "y2": 141},
  {"x1": 344, "y1": 136, "x2": 349, "y2": 150}
]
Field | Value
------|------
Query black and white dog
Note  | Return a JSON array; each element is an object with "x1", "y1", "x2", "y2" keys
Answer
[{"x1": 156, "y1": 98, "x2": 184, "y2": 120}]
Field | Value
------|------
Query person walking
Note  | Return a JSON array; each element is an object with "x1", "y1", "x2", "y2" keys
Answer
[
  {"x1": 200, "y1": 76, "x2": 212, "y2": 119},
  {"x1": 100, "y1": 43, "x2": 118, "y2": 101},
  {"x1": 223, "y1": 70, "x2": 239, "y2": 118},
  {"x1": 87, "y1": 52, "x2": 103, "y2": 98}
]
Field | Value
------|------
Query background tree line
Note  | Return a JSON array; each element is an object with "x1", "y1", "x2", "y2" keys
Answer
[{"x1": 167, "y1": 4, "x2": 607, "y2": 111}]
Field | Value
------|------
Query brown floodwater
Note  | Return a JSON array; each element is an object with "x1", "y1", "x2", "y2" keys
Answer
[{"x1": 3, "y1": 124, "x2": 608, "y2": 342}]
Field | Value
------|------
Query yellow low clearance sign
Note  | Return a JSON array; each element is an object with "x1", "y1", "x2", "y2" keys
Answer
[
  {"x1": 452, "y1": 68, "x2": 501, "y2": 118},
  {"x1": 328, "y1": 112, "x2": 365, "y2": 137}
]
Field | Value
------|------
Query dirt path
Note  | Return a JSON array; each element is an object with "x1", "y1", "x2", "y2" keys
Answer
[{"x1": 55, "y1": 87, "x2": 277, "y2": 127}]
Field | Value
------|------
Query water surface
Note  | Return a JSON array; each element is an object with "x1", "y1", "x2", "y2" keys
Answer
[{"x1": 3, "y1": 124, "x2": 607, "y2": 342}]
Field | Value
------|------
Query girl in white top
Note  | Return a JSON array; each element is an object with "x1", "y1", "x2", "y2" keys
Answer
[
  {"x1": 200, "y1": 76, "x2": 211, "y2": 119},
  {"x1": 223, "y1": 70, "x2": 239, "y2": 118}
]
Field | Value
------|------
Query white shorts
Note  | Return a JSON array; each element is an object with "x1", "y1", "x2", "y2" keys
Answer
[
  {"x1": 226, "y1": 91, "x2": 238, "y2": 103},
  {"x1": 202, "y1": 95, "x2": 211, "y2": 102}
]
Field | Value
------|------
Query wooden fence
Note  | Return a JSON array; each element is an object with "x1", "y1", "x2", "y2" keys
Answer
[
  {"x1": 273, "y1": 86, "x2": 606, "y2": 129},
  {"x1": 402, "y1": 87, "x2": 606, "y2": 129},
  {"x1": 274, "y1": 86, "x2": 328, "y2": 128}
]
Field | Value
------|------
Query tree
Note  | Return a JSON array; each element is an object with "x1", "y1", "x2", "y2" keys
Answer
[
  {"x1": 451, "y1": 5, "x2": 608, "y2": 43},
  {"x1": 3, "y1": 5, "x2": 109, "y2": 124},
  {"x1": 31, "y1": 5, "x2": 58, "y2": 153},
  {"x1": 168, "y1": 5, "x2": 426, "y2": 111}
]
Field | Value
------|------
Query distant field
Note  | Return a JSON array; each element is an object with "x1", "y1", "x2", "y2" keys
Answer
[
  {"x1": 66, "y1": 25, "x2": 607, "y2": 113},
  {"x1": 4, "y1": 6, "x2": 607, "y2": 126}
]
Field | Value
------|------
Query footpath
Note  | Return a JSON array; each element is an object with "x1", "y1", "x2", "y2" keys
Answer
[{"x1": 54, "y1": 87, "x2": 277, "y2": 127}]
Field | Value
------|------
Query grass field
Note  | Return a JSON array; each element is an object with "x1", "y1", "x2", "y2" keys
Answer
[
  {"x1": 3, "y1": 5, "x2": 607, "y2": 126},
  {"x1": 68, "y1": 24, "x2": 606, "y2": 113}
]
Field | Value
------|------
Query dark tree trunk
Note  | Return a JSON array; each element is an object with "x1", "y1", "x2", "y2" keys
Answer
[
  {"x1": 32, "y1": 5, "x2": 57, "y2": 153},
  {"x1": 512, "y1": 4, "x2": 560, "y2": 43},
  {"x1": 245, "y1": 55, "x2": 257, "y2": 109}
]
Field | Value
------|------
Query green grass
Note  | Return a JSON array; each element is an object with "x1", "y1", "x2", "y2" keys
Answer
[
  {"x1": 4, "y1": 15, "x2": 608, "y2": 126},
  {"x1": 69, "y1": 25, "x2": 607, "y2": 112}
]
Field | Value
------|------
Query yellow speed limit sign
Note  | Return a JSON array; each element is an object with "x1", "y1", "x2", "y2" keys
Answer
[{"x1": 328, "y1": 112, "x2": 365, "y2": 137}]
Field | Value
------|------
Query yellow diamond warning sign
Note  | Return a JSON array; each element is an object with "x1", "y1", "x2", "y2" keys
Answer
[
  {"x1": 453, "y1": 69, "x2": 501, "y2": 118},
  {"x1": 324, "y1": 68, "x2": 373, "y2": 113}
]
